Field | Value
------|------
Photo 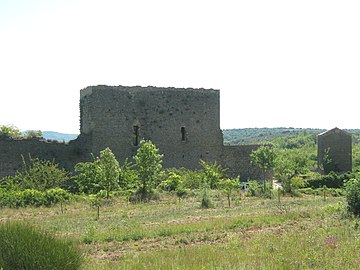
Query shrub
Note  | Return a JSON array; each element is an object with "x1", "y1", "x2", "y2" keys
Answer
[
  {"x1": 0, "y1": 188, "x2": 72, "y2": 208},
  {"x1": 44, "y1": 188, "x2": 72, "y2": 206},
  {"x1": 247, "y1": 180, "x2": 262, "y2": 197},
  {"x1": 3, "y1": 156, "x2": 70, "y2": 192},
  {"x1": 305, "y1": 172, "x2": 354, "y2": 189},
  {"x1": 158, "y1": 171, "x2": 182, "y2": 192},
  {"x1": 200, "y1": 183, "x2": 213, "y2": 209},
  {"x1": 344, "y1": 177, "x2": 360, "y2": 217},
  {"x1": 0, "y1": 221, "x2": 82, "y2": 270}
]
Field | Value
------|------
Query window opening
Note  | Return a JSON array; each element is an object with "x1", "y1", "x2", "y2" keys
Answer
[
  {"x1": 181, "y1": 126, "x2": 186, "y2": 141},
  {"x1": 133, "y1": 125, "x2": 139, "y2": 146}
]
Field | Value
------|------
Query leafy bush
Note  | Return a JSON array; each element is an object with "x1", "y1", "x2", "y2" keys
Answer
[
  {"x1": 0, "y1": 188, "x2": 72, "y2": 208},
  {"x1": 200, "y1": 160, "x2": 226, "y2": 189},
  {"x1": 298, "y1": 187, "x2": 315, "y2": 195},
  {"x1": 0, "y1": 124, "x2": 22, "y2": 138},
  {"x1": 170, "y1": 168, "x2": 203, "y2": 190},
  {"x1": 344, "y1": 177, "x2": 360, "y2": 216},
  {"x1": 246, "y1": 180, "x2": 262, "y2": 197},
  {"x1": 158, "y1": 171, "x2": 182, "y2": 192},
  {"x1": 0, "y1": 221, "x2": 82, "y2": 270},
  {"x1": 2, "y1": 156, "x2": 70, "y2": 191},
  {"x1": 305, "y1": 172, "x2": 354, "y2": 189},
  {"x1": 44, "y1": 188, "x2": 72, "y2": 206},
  {"x1": 299, "y1": 187, "x2": 344, "y2": 197}
]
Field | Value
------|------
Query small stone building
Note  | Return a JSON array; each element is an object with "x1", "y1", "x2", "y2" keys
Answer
[{"x1": 317, "y1": 127, "x2": 352, "y2": 174}]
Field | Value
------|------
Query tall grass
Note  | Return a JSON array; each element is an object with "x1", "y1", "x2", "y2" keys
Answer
[
  {"x1": 0, "y1": 221, "x2": 83, "y2": 270},
  {"x1": 1, "y1": 195, "x2": 356, "y2": 269},
  {"x1": 103, "y1": 217, "x2": 360, "y2": 270}
]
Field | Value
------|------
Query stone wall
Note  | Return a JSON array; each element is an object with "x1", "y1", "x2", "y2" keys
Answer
[
  {"x1": 221, "y1": 145, "x2": 265, "y2": 180},
  {"x1": 0, "y1": 85, "x2": 261, "y2": 180},
  {"x1": 0, "y1": 135, "x2": 90, "y2": 179}
]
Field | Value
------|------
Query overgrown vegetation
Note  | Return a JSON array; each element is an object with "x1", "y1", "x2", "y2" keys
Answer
[
  {"x1": 2, "y1": 127, "x2": 360, "y2": 268},
  {"x1": 0, "y1": 221, "x2": 82, "y2": 270},
  {"x1": 0, "y1": 124, "x2": 42, "y2": 139},
  {"x1": 344, "y1": 177, "x2": 360, "y2": 216},
  {"x1": 1, "y1": 195, "x2": 359, "y2": 269}
]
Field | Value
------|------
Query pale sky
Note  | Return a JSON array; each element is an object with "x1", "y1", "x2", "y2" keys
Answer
[{"x1": 1, "y1": 0, "x2": 359, "y2": 134}]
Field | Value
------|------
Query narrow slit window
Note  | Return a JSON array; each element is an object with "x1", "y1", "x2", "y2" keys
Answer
[
  {"x1": 181, "y1": 127, "x2": 186, "y2": 141},
  {"x1": 134, "y1": 125, "x2": 139, "y2": 146}
]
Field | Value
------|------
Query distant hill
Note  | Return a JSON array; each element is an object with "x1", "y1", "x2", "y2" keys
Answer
[
  {"x1": 38, "y1": 128, "x2": 360, "y2": 144},
  {"x1": 42, "y1": 131, "x2": 78, "y2": 142},
  {"x1": 223, "y1": 128, "x2": 360, "y2": 145}
]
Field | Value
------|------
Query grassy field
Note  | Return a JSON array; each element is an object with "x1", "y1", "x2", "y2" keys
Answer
[{"x1": 1, "y1": 193, "x2": 360, "y2": 269}]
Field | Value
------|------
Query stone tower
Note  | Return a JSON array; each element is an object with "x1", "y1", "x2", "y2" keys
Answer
[
  {"x1": 79, "y1": 85, "x2": 224, "y2": 169},
  {"x1": 317, "y1": 127, "x2": 352, "y2": 174}
]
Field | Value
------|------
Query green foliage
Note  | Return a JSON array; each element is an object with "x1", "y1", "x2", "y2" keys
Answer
[
  {"x1": 223, "y1": 128, "x2": 325, "y2": 145},
  {"x1": 89, "y1": 192, "x2": 107, "y2": 220},
  {"x1": 200, "y1": 182, "x2": 213, "y2": 209},
  {"x1": 251, "y1": 145, "x2": 277, "y2": 172},
  {"x1": 75, "y1": 148, "x2": 121, "y2": 198},
  {"x1": 1, "y1": 156, "x2": 70, "y2": 192},
  {"x1": 158, "y1": 171, "x2": 182, "y2": 192},
  {"x1": 24, "y1": 130, "x2": 43, "y2": 138},
  {"x1": 97, "y1": 148, "x2": 120, "y2": 199},
  {"x1": 251, "y1": 145, "x2": 277, "y2": 192},
  {"x1": 274, "y1": 150, "x2": 308, "y2": 193},
  {"x1": 219, "y1": 178, "x2": 239, "y2": 207},
  {"x1": 0, "y1": 125, "x2": 43, "y2": 139},
  {"x1": 119, "y1": 158, "x2": 137, "y2": 190},
  {"x1": 352, "y1": 139, "x2": 360, "y2": 171},
  {"x1": 246, "y1": 180, "x2": 262, "y2": 196},
  {"x1": 273, "y1": 131, "x2": 316, "y2": 149},
  {"x1": 134, "y1": 140, "x2": 163, "y2": 201},
  {"x1": 305, "y1": 172, "x2": 353, "y2": 189},
  {"x1": 170, "y1": 168, "x2": 203, "y2": 190},
  {"x1": 0, "y1": 221, "x2": 82, "y2": 270},
  {"x1": 199, "y1": 160, "x2": 226, "y2": 189},
  {"x1": 44, "y1": 188, "x2": 72, "y2": 206},
  {"x1": 0, "y1": 188, "x2": 72, "y2": 208},
  {"x1": 344, "y1": 177, "x2": 360, "y2": 216},
  {"x1": 175, "y1": 187, "x2": 189, "y2": 201},
  {"x1": 75, "y1": 157, "x2": 101, "y2": 194},
  {"x1": 0, "y1": 124, "x2": 22, "y2": 138}
]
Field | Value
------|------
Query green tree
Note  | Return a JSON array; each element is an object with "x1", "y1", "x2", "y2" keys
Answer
[
  {"x1": 97, "y1": 147, "x2": 120, "y2": 199},
  {"x1": 200, "y1": 160, "x2": 226, "y2": 189},
  {"x1": 274, "y1": 151, "x2": 307, "y2": 194},
  {"x1": 219, "y1": 178, "x2": 239, "y2": 207},
  {"x1": 0, "y1": 125, "x2": 22, "y2": 138},
  {"x1": 24, "y1": 130, "x2": 43, "y2": 139},
  {"x1": 75, "y1": 148, "x2": 121, "y2": 198},
  {"x1": 250, "y1": 145, "x2": 277, "y2": 191},
  {"x1": 74, "y1": 155, "x2": 102, "y2": 195},
  {"x1": 134, "y1": 140, "x2": 163, "y2": 201}
]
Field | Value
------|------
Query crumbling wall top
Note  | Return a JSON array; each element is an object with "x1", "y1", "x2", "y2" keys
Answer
[{"x1": 80, "y1": 85, "x2": 219, "y2": 99}]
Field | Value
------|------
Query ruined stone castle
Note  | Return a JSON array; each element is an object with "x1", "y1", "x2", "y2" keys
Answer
[{"x1": 0, "y1": 85, "x2": 263, "y2": 179}]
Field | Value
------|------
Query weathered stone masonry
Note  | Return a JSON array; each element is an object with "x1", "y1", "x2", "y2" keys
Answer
[
  {"x1": 0, "y1": 85, "x2": 263, "y2": 179},
  {"x1": 317, "y1": 127, "x2": 352, "y2": 174}
]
